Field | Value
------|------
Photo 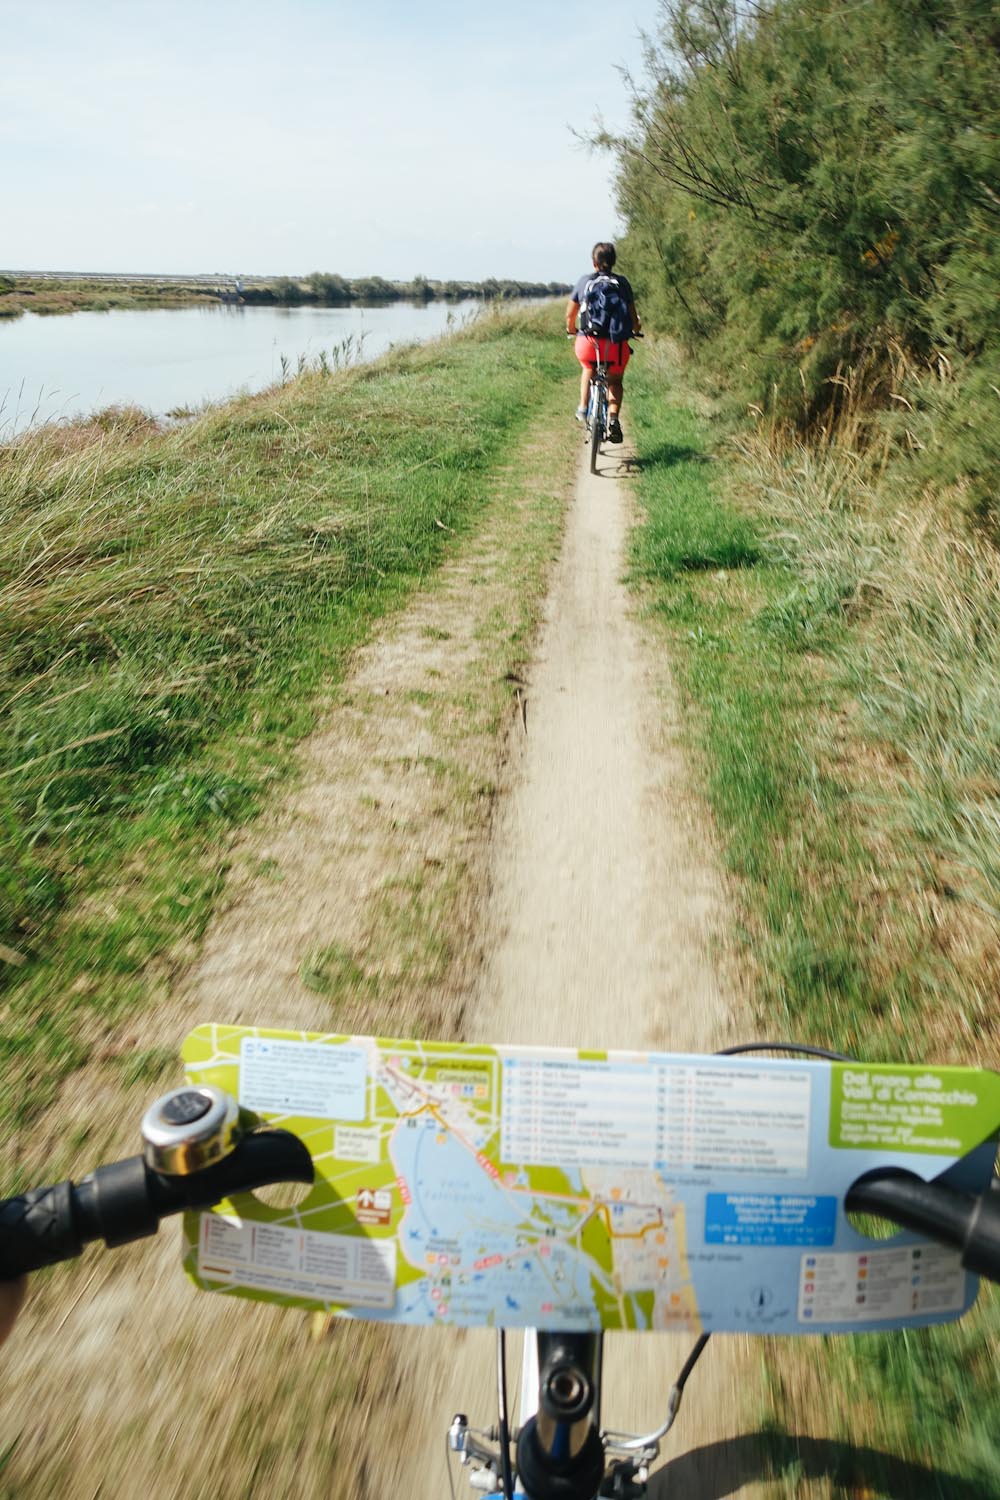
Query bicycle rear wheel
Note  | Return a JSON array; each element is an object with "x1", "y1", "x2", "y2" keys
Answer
[{"x1": 589, "y1": 385, "x2": 604, "y2": 474}]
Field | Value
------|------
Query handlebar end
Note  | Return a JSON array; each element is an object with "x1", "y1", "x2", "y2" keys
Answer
[{"x1": 963, "y1": 1182, "x2": 1000, "y2": 1282}]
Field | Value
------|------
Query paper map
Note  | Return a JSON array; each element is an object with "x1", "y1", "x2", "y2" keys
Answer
[{"x1": 180, "y1": 1027, "x2": 1000, "y2": 1336}]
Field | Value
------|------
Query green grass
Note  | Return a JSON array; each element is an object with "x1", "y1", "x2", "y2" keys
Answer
[
  {"x1": 629, "y1": 346, "x2": 1000, "y2": 1497},
  {"x1": 300, "y1": 941, "x2": 378, "y2": 1001},
  {"x1": 629, "y1": 380, "x2": 891, "y2": 1051},
  {"x1": 0, "y1": 305, "x2": 576, "y2": 1136}
]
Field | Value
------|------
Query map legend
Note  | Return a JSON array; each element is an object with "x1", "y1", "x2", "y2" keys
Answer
[{"x1": 501, "y1": 1056, "x2": 811, "y2": 1175}]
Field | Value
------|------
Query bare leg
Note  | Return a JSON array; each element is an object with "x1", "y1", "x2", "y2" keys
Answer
[
  {"x1": 608, "y1": 379, "x2": 624, "y2": 419},
  {"x1": 579, "y1": 365, "x2": 592, "y2": 412}
]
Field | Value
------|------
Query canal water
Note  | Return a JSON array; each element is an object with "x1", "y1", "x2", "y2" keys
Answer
[{"x1": 0, "y1": 299, "x2": 485, "y2": 436}]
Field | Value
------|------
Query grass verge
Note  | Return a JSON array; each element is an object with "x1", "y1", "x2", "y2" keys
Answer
[
  {"x1": 0, "y1": 304, "x2": 575, "y2": 1146},
  {"x1": 629, "y1": 343, "x2": 1000, "y2": 1497}
]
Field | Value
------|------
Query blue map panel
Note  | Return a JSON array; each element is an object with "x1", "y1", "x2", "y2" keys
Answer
[{"x1": 705, "y1": 1193, "x2": 837, "y2": 1247}]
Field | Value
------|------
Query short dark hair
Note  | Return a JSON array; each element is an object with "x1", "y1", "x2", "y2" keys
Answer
[{"x1": 592, "y1": 242, "x2": 616, "y2": 271}]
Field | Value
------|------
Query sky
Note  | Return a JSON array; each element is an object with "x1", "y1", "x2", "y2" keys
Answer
[{"x1": 3, "y1": 0, "x2": 662, "y2": 282}]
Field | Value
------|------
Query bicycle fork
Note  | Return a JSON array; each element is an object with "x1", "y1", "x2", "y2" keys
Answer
[{"x1": 449, "y1": 1330, "x2": 655, "y2": 1499}]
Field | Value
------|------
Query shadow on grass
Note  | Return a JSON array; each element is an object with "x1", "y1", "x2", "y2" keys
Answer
[
  {"x1": 679, "y1": 547, "x2": 759, "y2": 572},
  {"x1": 649, "y1": 1432, "x2": 984, "y2": 1500},
  {"x1": 637, "y1": 442, "x2": 712, "y2": 468}
]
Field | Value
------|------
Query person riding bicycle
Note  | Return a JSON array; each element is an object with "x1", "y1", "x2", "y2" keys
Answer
[{"x1": 567, "y1": 242, "x2": 642, "y2": 444}]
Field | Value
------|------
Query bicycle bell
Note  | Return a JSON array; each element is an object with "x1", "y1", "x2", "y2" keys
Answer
[{"x1": 141, "y1": 1085, "x2": 242, "y2": 1176}]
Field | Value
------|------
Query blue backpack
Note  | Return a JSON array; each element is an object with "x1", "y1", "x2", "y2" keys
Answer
[{"x1": 580, "y1": 274, "x2": 631, "y2": 342}]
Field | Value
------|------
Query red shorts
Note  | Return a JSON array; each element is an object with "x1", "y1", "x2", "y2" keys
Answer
[{"x1": 575, "y1": 333, "x2": 631, "y2": 378}]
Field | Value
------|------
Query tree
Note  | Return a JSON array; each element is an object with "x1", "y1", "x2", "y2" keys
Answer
[{"x1": 307, "y1": 272, "x2": 351, "y2": 303}]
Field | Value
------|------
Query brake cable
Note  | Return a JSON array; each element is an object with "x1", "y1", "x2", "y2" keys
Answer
[{"x1": 497, "y1": 1329, "x2": 516, "y2": 1499}]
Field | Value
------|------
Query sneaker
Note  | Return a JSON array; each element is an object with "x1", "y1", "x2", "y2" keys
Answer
[
  {"x1": 608, "y1": 417, "x2": 624, "y2": 444},
  {"x1": 575, "y1": 406, "x2": 587, "y2": 423}
]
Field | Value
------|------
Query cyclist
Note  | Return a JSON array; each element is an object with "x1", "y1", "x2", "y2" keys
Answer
[{"x1": 567, "y1": 242, "x2": 642, "y2": 444}]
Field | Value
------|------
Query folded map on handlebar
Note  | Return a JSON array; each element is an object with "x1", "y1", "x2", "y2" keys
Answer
[{"x1": 179, "y1": 1026, "x2": 1000, "y2": 1337}]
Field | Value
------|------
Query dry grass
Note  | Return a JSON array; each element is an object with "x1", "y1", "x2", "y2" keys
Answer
[
  {"x1": 632, "y1": 347, "x2": 1000, "y2": 1494},
  {"x1": 735, "y1": 424, "x2": 1000, "y2": 1055}
]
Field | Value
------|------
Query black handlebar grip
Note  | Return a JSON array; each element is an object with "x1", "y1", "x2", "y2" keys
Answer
[
  {"x1": 74, "y1": 1158, "x2": 161, "y2": 1249},
  {"x1": 845, "y1": 1169, "x2": 970, "y2": 1250},
  {"x1": 961, "y1": 1180, "x2": 1000, "y2": 1282},
  {"x1": 0, "y1": 1129, "x2": 315, "y2": 1281},
  {"x1": 846, "y1": 1168, "x2": 1000, "y2": 1287},
  {"x1": 0, "y1": 1181, "x2": 84, "y2": 1276}
]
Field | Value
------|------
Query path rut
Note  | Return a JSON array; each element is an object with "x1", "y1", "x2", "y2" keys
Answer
[{"x1": 375, "y1": 438, "x2": 756, "y2": 1498}]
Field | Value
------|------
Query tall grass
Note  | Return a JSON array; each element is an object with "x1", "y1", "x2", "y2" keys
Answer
[
  {"x1": 0, "y1": 306, "x2": 574, "y2": 1133},
  {"x1": 732, "y1": 390, "x2": 1000, "y2": 1065},
  {"x1": 630, "y1": 344, "x2": 1000, "y2": 1495}
]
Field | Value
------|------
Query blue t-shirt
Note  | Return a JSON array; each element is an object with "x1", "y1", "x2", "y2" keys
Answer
[{"x1": 571, "y1": 272, "x2": 635, "y2": 338}]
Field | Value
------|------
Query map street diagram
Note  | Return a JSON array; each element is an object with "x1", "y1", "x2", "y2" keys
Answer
[{"x1": 181, "y1": 1027, "x2": 1000, "y2": 1335}]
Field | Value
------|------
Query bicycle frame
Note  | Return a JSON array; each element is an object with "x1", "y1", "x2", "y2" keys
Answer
[{"x1": 587, "y1": 366, "x2": 610, "y2": 427}]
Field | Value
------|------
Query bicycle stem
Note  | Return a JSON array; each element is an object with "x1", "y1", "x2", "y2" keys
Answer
[{"x1": 516, "y1": 1332, "x2": 606, "y2": 1500}]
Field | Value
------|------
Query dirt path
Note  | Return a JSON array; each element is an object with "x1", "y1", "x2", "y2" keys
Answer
[{"x1": 376, "y1": 439, "x2": 756, "y2": 1498}]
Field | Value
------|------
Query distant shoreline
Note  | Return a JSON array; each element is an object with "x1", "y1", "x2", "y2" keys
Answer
[{"x1": 0, "y1": 271, "x2": 568, "y2": 321}]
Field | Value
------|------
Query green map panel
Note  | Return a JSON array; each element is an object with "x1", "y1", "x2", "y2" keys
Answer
[{"x1": 179, "y1": 1026, "x2": 1000, "y2": 1336}]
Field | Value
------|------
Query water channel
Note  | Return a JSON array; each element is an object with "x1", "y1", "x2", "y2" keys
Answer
[{"x1": 0, "y1": 299, "x2": 486, "y2": 437}]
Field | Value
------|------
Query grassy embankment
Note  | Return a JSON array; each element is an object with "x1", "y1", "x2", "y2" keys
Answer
[
  {"x1": 0, "y1": 276, "x2": 224, "y2": 318},
  {"x1": 629, "y1": 343, "x2": 999, "y2": 1497},
  {"x1": 0, "y1": 305, "x2": 576, "y2": 1160}
]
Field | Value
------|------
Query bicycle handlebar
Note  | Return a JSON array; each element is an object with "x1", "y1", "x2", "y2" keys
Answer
[
  {"x1": 4, "y1": 1086, "x2": 999, "y2": 1500},
  {"x1": 845, "y1": 1168, "x2": 1000, "y2": 1281},
  {"x1": 5, "y1": 1133, "x2": 999, "y2": 1285},
  {"x1": 0, "y1": 1129, "x2": 313, "y2": 1279}
]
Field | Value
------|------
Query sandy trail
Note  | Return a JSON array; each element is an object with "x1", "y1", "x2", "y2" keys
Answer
[{"x1": 377, "y1": 439, "x2": 754, "y2": 1498}]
